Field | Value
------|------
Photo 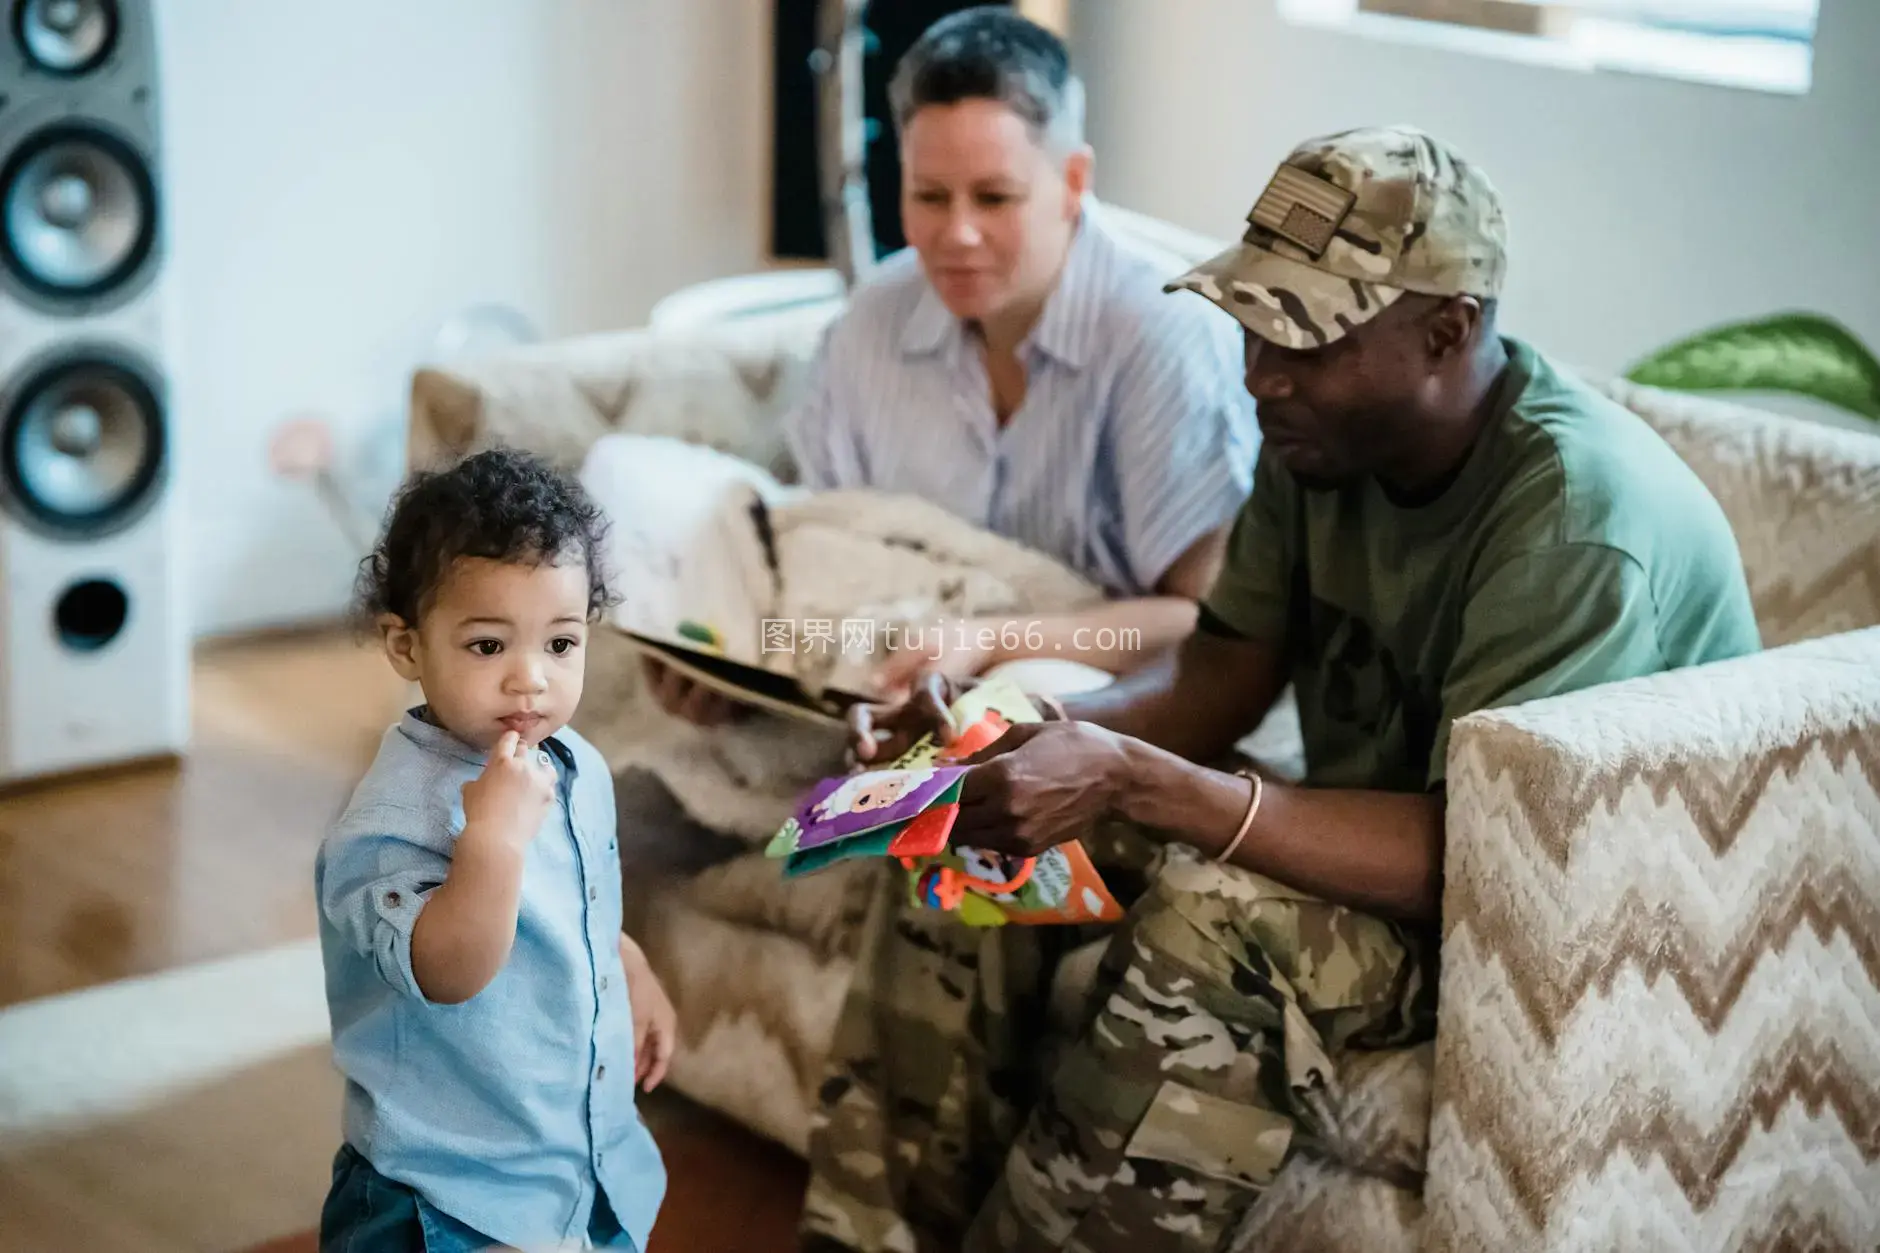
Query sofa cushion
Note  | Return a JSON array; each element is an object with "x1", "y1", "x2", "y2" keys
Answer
[
  {"x1": 1599, "y1": 378, "x2": 1880, "y2": 646},
  {"x1": 407, "y1": 321, "x2": 828, "y2": 483},
  {"x1": 1315, "y1": 1042, "x2": 1434, "y2": 1187},
  {"x1": 1230, "y1": 1153, "x2": 1424, "y2": 1253}
]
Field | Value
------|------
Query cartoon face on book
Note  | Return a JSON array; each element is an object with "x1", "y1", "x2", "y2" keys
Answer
[
  {"x1": 957, "y1": 847, "x2": 1027, "y2": 892},
  {"x1": 811, "y1": 767, "x2": 938, "y2": 821}
]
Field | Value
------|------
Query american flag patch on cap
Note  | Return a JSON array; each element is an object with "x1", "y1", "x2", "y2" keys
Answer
[{"x1": 1247, "y1": 164, "x2": 1355, "y2": 258}]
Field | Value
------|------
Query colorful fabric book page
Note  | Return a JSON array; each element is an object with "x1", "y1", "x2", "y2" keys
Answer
[
  {"x1": 780, "y1": 798, "x2": 962, "y2": 879},
  {"x1": 783, "y1": 823, "x2": 898, "y2": 878},
  {"x1": 887, "y1": 801, "x2": 958, "y2": 857},
  {"x1": 895, "y1": 678, "x2": 1125, "y2": 927},
  {"x1": 768, "y1": 774, "x2": 964, "y2": 858},
  {"x1": 906, "y1": 839, "x2": 1122, "y2": 926},
  {"x1": 764, "y1": 676, "x2": 1126, "y2": 928},
  {"x1": 791, "y1": 766, "x2": 968, "y2": 851}
]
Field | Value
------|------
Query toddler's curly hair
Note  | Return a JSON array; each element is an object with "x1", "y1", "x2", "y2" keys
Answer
[{"x1": 354, "y1": 447, "x2": 617, "y2": 628}]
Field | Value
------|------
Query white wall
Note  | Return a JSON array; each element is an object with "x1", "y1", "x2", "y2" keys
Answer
[
  {"x1": 154, "y1": 0, "x2": 772, "y2": 637},
  {"x1": 1069, "y1": 0, "x2": 1880, "y2": 405}
]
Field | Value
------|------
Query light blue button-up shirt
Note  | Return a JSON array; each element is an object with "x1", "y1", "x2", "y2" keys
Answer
[
  {"x1": 316, "y1": 710, "x2": 665, "y2": 1252},
  {"x1": 784, "y1": 199, "x2": 1259, "y2": 598}
]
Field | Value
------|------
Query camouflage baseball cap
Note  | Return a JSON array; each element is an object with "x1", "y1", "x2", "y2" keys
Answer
[{"x1": 1166, "y1": 125, "x2": 1508, "y2": 350}]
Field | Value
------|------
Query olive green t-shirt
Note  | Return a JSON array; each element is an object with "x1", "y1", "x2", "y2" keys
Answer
[{"x1": 1203, "y1": 337, "x2": 1762, "y2": 793}]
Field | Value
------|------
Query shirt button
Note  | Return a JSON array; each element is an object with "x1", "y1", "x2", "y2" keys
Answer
[
  {"x1": 385, "y1": 891, "x2": 402, "y2": 907},
  {"x1": 596, "y1": 1064, "x2": 607, "y2": 1081},
  {"x1": 599, "y1": 975, "x2": 609, "y2": 991},
  {"x1": 588, "y1": 885, "x2": 598, "y2": 902}
]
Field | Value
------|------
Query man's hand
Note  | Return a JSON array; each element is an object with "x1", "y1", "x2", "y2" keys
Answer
[
  {"x1": 459, "y1": 731, "x2": 557, "y2": 857},
  {"x1": 618, "y1": 933, "x2": 677, "y2": 1091},
  {"x1": 845, "y1": 671, "x2": 978, "y2": 765},
  {"x1": 950, "y1": 720, "x2": 1136, "y2": 858},
  {"x1": 641, "y1": 655, "x2": 748, "y2": 728}
]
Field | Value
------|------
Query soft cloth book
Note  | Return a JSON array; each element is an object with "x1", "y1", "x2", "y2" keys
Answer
[
  {"x1": 766, "y1": 766, "x2": 969, "y2": 877},
  {"x1": 765, "y1": 677, "x2": 1124, "y2": 926}
]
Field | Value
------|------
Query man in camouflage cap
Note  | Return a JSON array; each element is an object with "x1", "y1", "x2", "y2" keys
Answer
[
  {"x1": 1167, "y1": 124, "x2": 1508, "y2": 351},
  {"x1": 802, "y1": 125, "x2": 1760, "y2": 1253}
]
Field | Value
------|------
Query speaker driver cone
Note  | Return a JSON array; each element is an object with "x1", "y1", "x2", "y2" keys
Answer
[
  {"x1": 3, "y1": 352, "x2": 163, "y2": 537},
  {"x1": 11, "y1": 0, "x2": 118, "y2": 75},
  {"x1": 1, "y1": 123, "x2": 156, "y2": 301}
]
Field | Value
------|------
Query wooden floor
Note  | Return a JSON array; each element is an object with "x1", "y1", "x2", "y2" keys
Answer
[
  {"x1": 239, "y1": 1091, "x2": 809, "y2": 1253},
  {"x1": 0, "y1": 629, "x2": 805, "y2": 1253},
  {"x1": 0, "y1": 629, "x2": 410, "y2": 1011}
]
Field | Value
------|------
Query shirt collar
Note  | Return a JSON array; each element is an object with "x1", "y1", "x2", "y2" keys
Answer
[
  {"x1": 897, "y1": 195, "x2": 1110, "y2": 370},
  {"x1": 1027, "y1": 204, "x2": 1109, "y2": 369},
  {"x1": 396, "y1": 706, "x2": 578, "y2": 774},
  {"x1": 899, "y1": 282, "x2": 958, "y2": 358}
]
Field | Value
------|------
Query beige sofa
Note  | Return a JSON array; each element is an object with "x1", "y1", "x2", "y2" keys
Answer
[{"x1": 407, "y1": 210, "x2": 1880, "y2": 1251}]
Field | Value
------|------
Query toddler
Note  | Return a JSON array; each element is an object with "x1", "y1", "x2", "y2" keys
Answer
[{"x1": 315, "y1": 448, "x2": 674, "y2": 1252}]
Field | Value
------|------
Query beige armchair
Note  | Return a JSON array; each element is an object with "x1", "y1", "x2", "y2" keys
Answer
[
  {"x1": 1425, "y1": 386, "x2": 1880, "y2": 1251},
  {"x1": 407, "y1": 215, "x2": 1880, "y2": 1251}
]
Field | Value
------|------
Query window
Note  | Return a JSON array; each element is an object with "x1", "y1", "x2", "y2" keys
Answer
[{"x1": 1277, "y1": 0, "x2": 1820, "y2": 94}]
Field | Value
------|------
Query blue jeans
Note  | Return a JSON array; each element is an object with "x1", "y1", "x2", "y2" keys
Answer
[{"x1": 320, "y1": 1144, "x2": 638, "y2": 1252}]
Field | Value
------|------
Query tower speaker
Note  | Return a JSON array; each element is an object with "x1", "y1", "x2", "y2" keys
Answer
[{"x1": 0, "y1": 0, "x2": 186, "y2": 784}]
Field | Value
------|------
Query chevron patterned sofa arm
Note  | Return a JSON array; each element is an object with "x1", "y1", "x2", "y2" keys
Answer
[{"x1": 1423, "y1": 627, "x2": 1880, "y2": 1253}]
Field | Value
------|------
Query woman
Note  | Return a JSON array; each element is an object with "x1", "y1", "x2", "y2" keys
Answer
[
  {"x1": 643, "y1": 7, "x2": 1257, "y2": 726},
  {"x1": 752, "y1": 13, "x2": 1261, "y2": 1253}
]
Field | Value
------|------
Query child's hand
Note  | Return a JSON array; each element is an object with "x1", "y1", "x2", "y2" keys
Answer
[
  {"x1": 460, "y1": 730, "x2": 557, "y2": 854},
  {"x1": 618, "y1": 933, "x2": 677, "y2": 1091}
]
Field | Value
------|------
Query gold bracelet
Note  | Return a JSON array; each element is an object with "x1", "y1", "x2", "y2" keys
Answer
[{"x1": 1215, "y1": 768, "x2": 1263, "y2": 864}]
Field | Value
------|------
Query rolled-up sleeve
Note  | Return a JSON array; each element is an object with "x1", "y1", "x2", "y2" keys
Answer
[
  {"x1": 1428, "y1": 543, "x2": 1668, "y2": 787},
  {"x1": 1107, "y1": 318, "x2": 1258, "y2": 592},
  {"x1": 318, "y1": 805, "x2": 451, "y2": 1003}
]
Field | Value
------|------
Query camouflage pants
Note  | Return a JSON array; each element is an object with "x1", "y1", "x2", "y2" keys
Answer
[{"x1": 799, "y1": 830, "x2": 1434, "y2": 1253}]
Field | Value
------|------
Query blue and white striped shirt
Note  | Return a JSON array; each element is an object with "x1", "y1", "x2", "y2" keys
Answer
[{"x1": 783, "y1": 201, "x2": 1259, "y2": 597}]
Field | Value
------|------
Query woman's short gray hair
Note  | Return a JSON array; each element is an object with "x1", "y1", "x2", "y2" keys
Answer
[{"x1": 887, "y1": 6, "x2": 1086, "y2": 156}]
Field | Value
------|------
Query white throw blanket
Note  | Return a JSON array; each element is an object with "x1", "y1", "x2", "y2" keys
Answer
[{"x1": 573, "y1": 433, "x2": 1108, "y2": 841}]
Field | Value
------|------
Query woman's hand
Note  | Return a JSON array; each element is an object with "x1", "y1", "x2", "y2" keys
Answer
[
  {"x1": 950, "y1": 720, "x2": 1137, "y2": 858},
  {"x1": 618, "y1": 933, "x2": 677, "y2": 1091},
  {"x1": 641, "y1": 655, "x2": 748, "y2": 727},
  {"x1": 845, "y1": 671, "x2": 977, "y2": 765},
  {"x1": 872, "y1": 618, "x2": 997, "y2": 700}
]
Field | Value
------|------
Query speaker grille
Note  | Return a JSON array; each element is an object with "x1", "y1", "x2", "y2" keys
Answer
[
  {"x1": 10, "y1": 0, "x2": 119, "y2": 76},
  {"x1": 1, "y1": 121, "x2": 156, "y2": 307},
  {"x1": 54, "y1": 576, "x2": 130, "y2": 651},
  {"x1": 1, "y1": 349, "x2": 164, "y2": 538}
]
